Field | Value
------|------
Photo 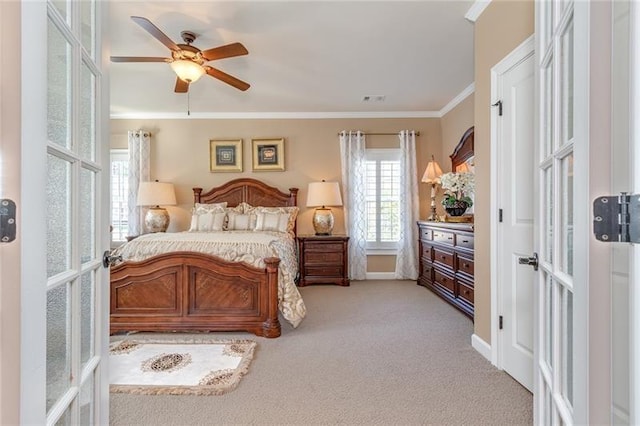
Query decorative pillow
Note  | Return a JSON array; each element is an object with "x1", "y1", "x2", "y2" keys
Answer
[
  {"x1": 189, "y1": 211, "x2": 226, "y2": 232},
  {"x1": 192, "y1": 202, "x2": 227, "y2": 215},
  {"x1": 254, "y1": 212, "x2": 291, "y2": 233},
  {"x1": 226, "y1": 211, "x2": 257, "y2": 231},
  {"x1": 245, "y1": 205, "x2": 299, "y2": 236}
]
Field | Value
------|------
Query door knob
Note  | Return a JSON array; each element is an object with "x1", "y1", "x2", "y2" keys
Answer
[
  {"x1": 102, "y1": 250, "x2": 122, "y2": 268},
  {"x1": 518, "y1": 252, "x2": 539, "y2": 271}
]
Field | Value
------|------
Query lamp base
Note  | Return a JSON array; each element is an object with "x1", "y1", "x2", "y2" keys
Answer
[
  {"x1": 312, "y1": 208, "x2": 334, "y2": 235},
  {"x1": 145, "y1": 207, "x2": 170, "y2": 233}
]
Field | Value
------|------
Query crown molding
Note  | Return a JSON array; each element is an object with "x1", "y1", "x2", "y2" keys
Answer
[
  {"x1": 110, "y1": 110, "x2": 442, "y2": 120},
  {"x1": 465, "y1": 0, "x2": 492, "y2": 23},
  {"x1": 438, "y1": 83, "x2": 475, "y2": 117}
]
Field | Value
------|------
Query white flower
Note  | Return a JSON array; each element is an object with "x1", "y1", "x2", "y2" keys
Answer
[{"x1": 440, "y1": 171, "x2": 475, "y2": 207}]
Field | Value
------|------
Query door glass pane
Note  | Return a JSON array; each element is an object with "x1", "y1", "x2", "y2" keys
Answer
[
  {"x1": 47, "y1": 283, "x2": 70, "y2": 412},
  {"x1": 544, "y1": 167, "x2": 554, "y2": 264},
  {"x1": 560, "y1": 153, "x2": 574, "y2": 275},
  {"x1": 51, "y1": 0, "x2": 67, "y2": 22},
  {"x1": 80, "y1": 1, "x2": 95, "y2": 57},
  {"x1": 563, "y1": 288, "x2": 574, "y2": 407},
  {"x1": 81, "y1": 272, "x2": 95, "y2": 367},
  {"x1": 48, "y1": 20, "x2": 71, "y2": 149},
  {"x1": 80, "y1": 168, "x2": 95, "y2": 264},
  {"x1": 79, "y1": 62, "x2": 96, "y2": 161},
  {"x1": 54, "y1": 407, "x2": 71, "y2": 426},
  {"x1": 543, "y1": 63, "x2": 554, "y2": 158},
  {"x1": 80, "y1": 373, "x2": 94, "y2": 424},
  {"x1": 561, "y1": 21, "x2": 574, "y2": 143},
  {"x1": 545, "y1": 273, "x2": 554, "y2": 369},
  {"x1": 47, "y1": 155, "x2": 71, "y2": 277}
]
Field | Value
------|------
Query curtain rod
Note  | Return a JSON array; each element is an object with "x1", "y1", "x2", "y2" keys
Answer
[{"x1": 337, "y1": 131, "x2": 420, "y2": 136}]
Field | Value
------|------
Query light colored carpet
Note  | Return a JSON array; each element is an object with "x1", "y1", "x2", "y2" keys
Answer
[
  {"x1": 110, "y1": 280, "x2": 533, "y2": 425},
  {"x1": 109, "y1": 338, "x2": 256, "y2": 396}
]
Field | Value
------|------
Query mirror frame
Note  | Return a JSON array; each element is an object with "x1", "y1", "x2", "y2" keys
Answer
[{"x1": 450, "y1": 126, "x2": 474, "y2": 172}]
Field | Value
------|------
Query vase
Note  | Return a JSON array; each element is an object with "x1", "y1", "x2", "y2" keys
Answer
[{"x1": 445, "y1": 200, "x2": 468, "y2": 217}]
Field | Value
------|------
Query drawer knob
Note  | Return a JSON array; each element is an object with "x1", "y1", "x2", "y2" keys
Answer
[
  {"x1": 463, "y1": 263, "x2": 469, "y2": 268},
  {"x1": 462, "y1": 240, "x2": 469, "y2": 243}
]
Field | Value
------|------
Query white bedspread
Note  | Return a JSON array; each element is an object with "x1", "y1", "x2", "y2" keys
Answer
[{"x1": 112, "y1": 231, "x2": 306, "y2": 328}]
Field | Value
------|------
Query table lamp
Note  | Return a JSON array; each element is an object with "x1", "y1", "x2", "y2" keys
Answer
[
  {"x1": 137, "y1": 181, "x2": 177, "y2": 233},
  {"x1": 421, "y1": 156, "x2": 443, "y2": 221},
  {"x1": 306, "y1": 180, "x2": 343, "y2": 235}
]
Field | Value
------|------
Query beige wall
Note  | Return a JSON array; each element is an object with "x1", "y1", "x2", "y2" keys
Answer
[
  {"x1": 0, "y1": 1, "x2": 21, "y2": 424},
  {"x1": 474, "y1": 0, "x2": 534, "y2": 343},
  {"x1": 111, "y1": 117, "x2": 443, "y2": 272}
]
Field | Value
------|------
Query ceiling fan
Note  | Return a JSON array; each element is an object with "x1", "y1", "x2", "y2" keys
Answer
[{"x1": 111, "y1": 16, "x2": 250, "y2": 93}]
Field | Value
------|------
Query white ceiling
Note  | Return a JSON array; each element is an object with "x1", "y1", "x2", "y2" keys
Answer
[{"x1": 109, "y1": 1, "x2": 476, "y2": 118}]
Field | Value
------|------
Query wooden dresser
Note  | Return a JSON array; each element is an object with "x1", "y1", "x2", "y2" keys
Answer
[
  {"x1": 297, "y1": 235, "x2": 350, "y2": 286},
  {"x1": 417, "y1": 221, "x2": 474, "y2": 319}
]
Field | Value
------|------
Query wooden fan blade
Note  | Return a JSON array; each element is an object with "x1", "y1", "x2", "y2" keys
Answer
[
  {"x1": 174, "y1": 77, "x2": 189, "y2": 93},
  {"x1": 131, "y1": 16, "x2": 179, "y2": 51},
  {"x1": 201, "y1": 42, "x2": 249, "y2": 61},
  {"x1": 110, "y1": 56, "x2": 170, "y2": 63},
  {"x1": 205, "y1": 66, "x2": 250, "y2": 91}
]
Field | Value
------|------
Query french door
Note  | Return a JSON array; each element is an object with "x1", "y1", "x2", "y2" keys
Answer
[
  {"x1": 20, "y1": 1, "x2": 110, "y2": 424},
  {"x1": 535, "y1": 1, "x2": 581, "y2": 424}
]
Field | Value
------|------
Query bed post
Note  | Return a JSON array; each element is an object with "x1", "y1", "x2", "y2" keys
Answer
[
  {"x1": 263, "y1": 257, "x2": 282, "y2": 338},
  {"x1": 193, "y1": 187, "x2": 203, "y2": 203},
  {"x1": 288, "y1": 187, "x2": 299, "y2": 207}
]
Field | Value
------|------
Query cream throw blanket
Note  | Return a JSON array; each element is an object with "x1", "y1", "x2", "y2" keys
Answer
[{"x1": 112, "y1": 231, "x2": 306, "y2": 328}]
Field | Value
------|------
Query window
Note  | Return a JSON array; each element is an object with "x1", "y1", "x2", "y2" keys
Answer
[
  {"x1": 110, "y1": 149, "x2": 128, "y2": 244},
  {"x1": 365, "y1": 149, "x2": 401, "y2": 251}
]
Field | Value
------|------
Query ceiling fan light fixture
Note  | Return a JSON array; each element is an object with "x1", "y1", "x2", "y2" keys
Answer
[{"x1": 170, "y1": 59, "x2": 205, "y2": 83}]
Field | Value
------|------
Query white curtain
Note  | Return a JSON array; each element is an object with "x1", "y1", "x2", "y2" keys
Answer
[
  {"x1": 395, "y1": 130, "x2": 420, "y2": 279},
  {"x1": 127, "y1": 130, "x2": 151, "y2": 236},
  {"x1": 339, "y1": 131, "x2": 367, "y2": 280}
]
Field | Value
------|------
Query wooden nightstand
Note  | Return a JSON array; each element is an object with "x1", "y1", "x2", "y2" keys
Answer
[{"x1": 297, "y1": 235, "x2": 350, "y2": 286}]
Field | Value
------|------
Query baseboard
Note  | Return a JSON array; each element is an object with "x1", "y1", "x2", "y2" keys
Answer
[
  {"x1": 365, "y1": 272, "x2": 396, "y2": 280},
  {"x1": 472, "y1": 334, "x2": 492, "y2": 362}
]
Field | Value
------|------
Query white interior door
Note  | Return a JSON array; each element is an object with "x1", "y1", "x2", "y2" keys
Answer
[
  {"x1": 20, "y1": 1, "x2": 110, "y2": 424},
  {"x1": 491, "y1": 36, "x2": 535, "y2": 392}
]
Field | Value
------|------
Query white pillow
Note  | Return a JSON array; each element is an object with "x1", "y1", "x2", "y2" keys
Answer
[
  {"x1": 192, "y1": 202, "x2": 227, "y2": 215},
  {"x1": 254, "y1": 212, "x2": 291, "y2": 233},
  {"x1": 226, "y1": 211, "x2": 257, "y2": 231},
  {"x1": 245, "y1": 205, "x2": 299, "y2": 236},
  {"x1": 189, "y1": 211, "x2": 226, "y2": 232}
]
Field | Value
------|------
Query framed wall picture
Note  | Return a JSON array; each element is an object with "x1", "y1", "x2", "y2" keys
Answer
[
  {"x1": 252, "y1": 138, "x2": 285, "y2": 171},
  {"x1": 210, "y1": 139, "x2": 243, "y2": 172}
]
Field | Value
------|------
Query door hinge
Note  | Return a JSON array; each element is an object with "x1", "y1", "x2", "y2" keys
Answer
[
  {"x1": 593, "y1": 192, "x2": 640, "y2": 243},
  {"x1": 499, "y1": 315, "x2": 503, "y2": 330},
  {"x1": 499, "y1": 208, "x2": 503, "y2": 223},
  {"x1": 492, "y1": 100, "x2": 503, "y2": 116},
  {"x1": 0, "y1": 199, "x2": 16, "y2": 243}
]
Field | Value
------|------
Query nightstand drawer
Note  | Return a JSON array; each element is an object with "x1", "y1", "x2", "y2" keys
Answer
[
  {"x1": 433, "y1": 230, "x2": 455, "y2": 245},
  {"x1": 305, "y1": 265, "x2": 344, "y2": 277},
  {"x1": 304, "y1": 251, "x2": 343, "y2": 264},
  {"x1": 304, "y1": 242, "x2": 344, "y2": 252},
  {"x1": 433, "y1": 248, "x2": 454, "y2": 268}
]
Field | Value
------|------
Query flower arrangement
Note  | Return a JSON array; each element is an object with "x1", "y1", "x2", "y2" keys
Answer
[{"x1": 440, "y1": 171, "x2": 475, "y2": 208}]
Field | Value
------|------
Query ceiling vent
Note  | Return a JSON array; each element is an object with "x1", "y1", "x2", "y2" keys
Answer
[{"x1": 362, "y1": 95, "x2": 386, "y2": 102}]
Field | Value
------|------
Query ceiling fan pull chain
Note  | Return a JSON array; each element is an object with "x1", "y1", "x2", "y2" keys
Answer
[{"x1": 187, "y1": 90, "x2": 191, "y2": 116}]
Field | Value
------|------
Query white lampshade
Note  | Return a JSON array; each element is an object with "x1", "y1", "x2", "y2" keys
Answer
[
  {"x1": 170, "y1": 60, "x2": 205, "y2": 83},
  {"x1": 421, "y1": 156, "x2": 444, "y2": 183},
  {"x1": 137, "y1": 181, "x2": 177, "y2": 207},
  {"x1": 306, "y1": 181, "x2": 343, "y2": 207}
]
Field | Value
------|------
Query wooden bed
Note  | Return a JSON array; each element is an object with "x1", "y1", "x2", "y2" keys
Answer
[{"x1": 109, "y1": 178, "x2": 299, "y2": 338}]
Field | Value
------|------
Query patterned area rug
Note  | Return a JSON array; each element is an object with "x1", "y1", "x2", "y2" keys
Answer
[{"x1": 109, "y1": 338, "x2": 256, "y2": 396}]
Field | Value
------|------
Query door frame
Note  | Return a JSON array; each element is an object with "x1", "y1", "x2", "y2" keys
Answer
[{"x1": 490, "y1": 34, "x2": 535, "y2": 369}]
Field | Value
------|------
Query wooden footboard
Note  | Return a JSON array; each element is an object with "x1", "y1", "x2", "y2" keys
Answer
[{"x1": 110, "y1": 252, "x2": 281, "y2": 338}]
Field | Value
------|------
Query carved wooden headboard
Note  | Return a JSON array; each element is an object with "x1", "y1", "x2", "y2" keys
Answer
[{"x1": 450, "y1": 126, "x2": 474, "y2": 172}]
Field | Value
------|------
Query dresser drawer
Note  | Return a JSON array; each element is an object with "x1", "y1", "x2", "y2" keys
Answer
[
  {"x1": 304, "y1": 251, "x2": 343, "y2": 264},
  {"x1": 305, "y1": 265, "x2": 343, "y2": 277},
  {"x1": 419, "y1": 227, "x2": 433, "y2": 241},
  {"x1": 457, "y1": 255, "x2": 474, "y2": 277},
  {"x1": 422, "y1": 262, "x2": 434, "y2": 279},
  {"x1": 434, "y1": 269, "x2": 455, "y2": 294},
  {"x1": 421, "y1": 244, "x2": 433, "y2": 261},
  {"x1": 458, "y1": 281, "x2": 474, "y2": 305},
  {"x1": 456, "y1": 234, "x2": 474, "y2": 249},
  {"x1": 433, "y1": 248, "x2": 455, "y2": 268},
  {"x1": 433, "y1": 230, "x2": 455, "y2": 246}
]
